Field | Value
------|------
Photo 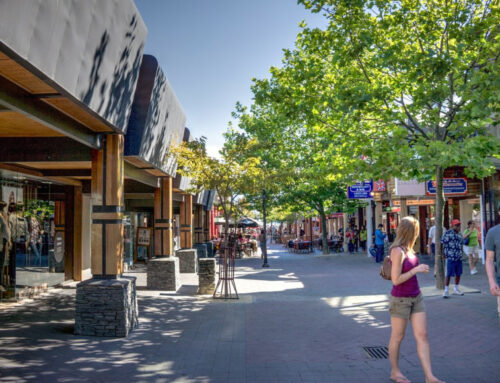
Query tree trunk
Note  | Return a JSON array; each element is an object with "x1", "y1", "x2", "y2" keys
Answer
[
  {"x1": 319, "y1": 210, "x2": 329, "y2": 255},
  {"x1": 434, "y1": 166, "x2": 445, "y2": 289}
]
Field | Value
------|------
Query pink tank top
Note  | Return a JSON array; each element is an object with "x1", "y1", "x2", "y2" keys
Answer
[{"x1": 391, "y1": 249, "x2": 421, "y2": 297}]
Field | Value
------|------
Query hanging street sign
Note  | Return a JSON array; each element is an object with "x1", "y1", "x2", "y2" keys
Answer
[
  {"x1": 426, "y1": 178, "x2": 468, "y2": 196},
  {"x1": 348, "y1": 180, "x2": 373, "y2": 199}
]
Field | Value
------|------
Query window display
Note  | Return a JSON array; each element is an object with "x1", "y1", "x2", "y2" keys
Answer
[{"x1": 1, "y1": 180, "x2": 62, "y2": 300}]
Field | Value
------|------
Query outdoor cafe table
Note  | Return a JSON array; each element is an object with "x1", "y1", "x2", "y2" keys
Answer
[{"x1": 293, "y1": 240, "x2": 312, "y2": 253}]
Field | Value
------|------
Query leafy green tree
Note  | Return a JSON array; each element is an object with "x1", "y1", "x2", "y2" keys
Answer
[
  {"x1": 171, "y1": 137, "x2": 261, "y2": 244},
  {"x1": 231, "y1": 100, "x2": 362, "y2": 254},
  {"x1": 256, "y1": 0, "x2": 500, "y2": 286}
]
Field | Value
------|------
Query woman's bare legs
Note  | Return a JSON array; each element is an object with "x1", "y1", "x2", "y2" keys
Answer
[
  {"x1": 469, "y1": 252, "x2": 478, "y2": 271},
  {"x1": 389, "y1": 316, "x2": 410, "y2": 382},
  {"x1": 410, "y1": 312, "x2": 445, "y2": 383}
]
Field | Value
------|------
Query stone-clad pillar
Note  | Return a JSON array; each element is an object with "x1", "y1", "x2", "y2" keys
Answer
[
  {"x1": 180, "y1": 194, "x2": 193, "y2": 249},
  {"x1": 154, "y1": 177, "x2": 173, "y2": 257},
  {"x1": 75, "y1": 134, "x2": 138, "y2": 337},
  {"x1": 194, "y1": 205, "x2": 204, "y2": 244}
]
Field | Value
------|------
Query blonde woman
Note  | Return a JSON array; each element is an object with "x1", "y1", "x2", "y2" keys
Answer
[{"x1": 389, "y1": 217, "x2": 444, "y2": 383}]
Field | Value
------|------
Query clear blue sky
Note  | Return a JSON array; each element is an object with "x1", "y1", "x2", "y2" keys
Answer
[{"x1": 134, "y1": 0, "x2": 326, "y2": 156}]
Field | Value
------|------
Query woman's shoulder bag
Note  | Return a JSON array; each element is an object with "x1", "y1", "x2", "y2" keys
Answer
[
  {"x1": 380, "y1": 246, "x2": 405, "y2": 281},
  {"x1": 380, "y1": 255, "x2": 392, "y2": 280}
]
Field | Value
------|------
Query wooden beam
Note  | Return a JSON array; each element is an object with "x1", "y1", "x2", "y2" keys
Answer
[
  {"x1": 42, "y1": 169, "x2": 90, "y2": 177},
  {"x1": 0, "y1": 137, "x2": 91, "y2": 162},
  {"x1": 45, "y1": 176, "x2": 82, "y2": 187},
  {"x1": 124, "y1": 162, "x2": 159, "y2": 189},
  {"x1": 124, "y1": 193, "x2": 155, "y2": 200},
  {"x1": 33, "y1": 93, "x2": 61, "y2": 99},
  {"x1": 0, "y1": 163, "x2": 43, "y2": 177},
  {"x1": 0, "y1": 75, "x2": 102, "y2": 149}
]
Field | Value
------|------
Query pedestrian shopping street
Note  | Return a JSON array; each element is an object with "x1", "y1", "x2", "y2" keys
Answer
[{"x1": 1, "y1": 244, "x2": 499, "y2": 383}]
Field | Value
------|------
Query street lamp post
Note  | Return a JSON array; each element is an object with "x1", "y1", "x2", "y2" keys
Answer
[{"x1": 262, "y1": 189, "x2": 269, "y2": 267}]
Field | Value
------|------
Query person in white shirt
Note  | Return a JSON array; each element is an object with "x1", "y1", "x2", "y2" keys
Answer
[{"x1": 427, "y1": 219, "x2": 445, "y2": 257}]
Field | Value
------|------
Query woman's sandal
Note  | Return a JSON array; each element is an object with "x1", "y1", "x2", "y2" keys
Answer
[{"x1": 390, "y1": 377, "x2": 411, "y2": 383}]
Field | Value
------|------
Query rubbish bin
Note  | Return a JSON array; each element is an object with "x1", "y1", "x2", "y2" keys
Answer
[{"x1": 193, "y1": 243, "x2": 207, "y2": 258}]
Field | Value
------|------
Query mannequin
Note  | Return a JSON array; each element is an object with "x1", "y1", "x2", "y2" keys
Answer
[
  {"x1": 29, "y1": 213, "x2": 41, "y2": 266},
  {"x1": 8, "y1": 202, "x2": 29, "y2": 286}
]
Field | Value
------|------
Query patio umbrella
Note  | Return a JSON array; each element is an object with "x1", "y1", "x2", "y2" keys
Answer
[{"x1": 237, "y1": 217, "x2": 260, "y2": 228}]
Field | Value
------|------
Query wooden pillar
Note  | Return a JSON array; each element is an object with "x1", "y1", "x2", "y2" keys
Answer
[
  {"x1": 64, "y1": 186, "x2": 75, "y2": 280},
  {"x1": 91, "y1": 134, "x2": 124, "y2": 277},
  {"x1": 54, "y1": 200, "x2": 65, "y2": 273},
  {"x1": 154, "y1": 177, "x2": 173, "y2": 257},
  {"x1": 73, "y1": 186, "x2": 83, "y2": 281},
  {"x1": 400, "y1": 198, "x2": 408, "y2": 217},
  {"x1": 194, "y1": 205, "x2": 203, "y2": 244},
  {"x1": 204, "y1": 209, "x2": 210, "y2": 241},
  {"x1": 180, "y1": 194, "x2": 193, "y2": 249}
]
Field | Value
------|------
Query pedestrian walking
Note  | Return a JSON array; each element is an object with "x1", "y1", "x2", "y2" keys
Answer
[
  {"x1": 346, "y1": 227, "x2": 355, "y2": 253},
  {"x1": 463, "y1": 220, "x2": 480, "y2": 275},
  {"x1": 388, "y1": 216, "x2": 444, "y2": 383},
  {"x1": 441, "y1": 219, "x2": 464, "y2": 298},
  {"x1": 375, "y1": 224, "x2": 386, "y2": 263},
  {"x1": 359, "y1": 226, "x2": 367, "y2": 251},
  {"x1": 353, "y1": 225, "x2": 359, "y2": 252},
  {"x1": 485, "y1": 207, "x2": 500, "y2": 323},
  {"x1": 426, "y1": 219, "x2": 443, "y2": 257}
]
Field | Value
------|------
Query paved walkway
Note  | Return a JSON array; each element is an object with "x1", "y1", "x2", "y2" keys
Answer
[{"x1": 0, "y1": 245, "x2": 499, "y2": 382}]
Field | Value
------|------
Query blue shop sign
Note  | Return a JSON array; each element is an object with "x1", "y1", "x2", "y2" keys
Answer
[
  {"x1": 426, "y1": 178, "x2": 468, "y2": 195},
  {"x1": 348, "y1": 180, "x2": 373, "y2": 199}
]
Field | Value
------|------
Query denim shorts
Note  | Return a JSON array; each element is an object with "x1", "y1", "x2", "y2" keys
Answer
[
  {"x1": 389, "y1": 293, "x2": 425, "y2": 320},
  {"x1": 446, "y1": 259, "x2": 463, "y2": 277}
]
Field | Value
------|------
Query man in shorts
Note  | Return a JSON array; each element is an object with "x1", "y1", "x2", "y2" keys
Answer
[
  {"x1": 485, "y1": 207, "x2": 500, "y2": 322},
  {"x1": 441, "y1": 219, "x2": 464, "y2": 298}
]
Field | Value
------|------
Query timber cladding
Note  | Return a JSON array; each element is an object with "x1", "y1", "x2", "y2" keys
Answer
[
  {"x1": 91, "y1": 135, "x2": 125, "y2": 276},
  {"x1": 180, "y1": 194, "x2": 193, "y2": 249},
  {"x1": 154, "y1": 176, "x2": 173, "y2": 257}
]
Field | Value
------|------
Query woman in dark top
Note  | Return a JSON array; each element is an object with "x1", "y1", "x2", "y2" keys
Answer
[{"x1": 389, "y1": 217, "x2": 444, "y2": 383}]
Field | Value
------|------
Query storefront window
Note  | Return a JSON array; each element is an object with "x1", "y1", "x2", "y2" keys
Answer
[{"x1": 1, "y1": 179, "x2": 62, "y2": 300}]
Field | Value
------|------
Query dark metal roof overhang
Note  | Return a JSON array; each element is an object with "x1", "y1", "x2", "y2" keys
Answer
[
  {"x1": 124, "y1": 55, "x2": 186, "y2": 179},
  {"x1": 0, "y1": 0, "x2": 147, "y2": 136}
]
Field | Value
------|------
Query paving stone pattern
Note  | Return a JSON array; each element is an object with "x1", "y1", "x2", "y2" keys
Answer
[
  {"x1": 198, "y1": 258, "x2": 216, "y2": 295},
  {"x1": 1, "y1": 245, "x2": 499, "y2": 382},
  {"x1": 74, "y1": 276, "x2": 138, "y2": 337},
  {"x1": 147, "y1": 257, "x2": 180, "y2": 291},
  {"x1": 176, "y1": 249, "x2": 198, "y2": 273}
]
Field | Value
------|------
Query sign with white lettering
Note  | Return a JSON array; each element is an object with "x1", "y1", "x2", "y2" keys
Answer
[
  {"x1": 348, "y1": 181, "x2": 373, "y2": 199},
  {"x1": 426, "y1": 178, "x2": 467, "y2": 196}
]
